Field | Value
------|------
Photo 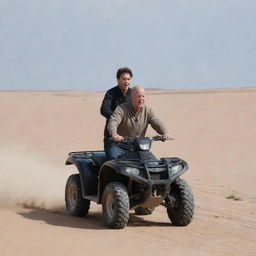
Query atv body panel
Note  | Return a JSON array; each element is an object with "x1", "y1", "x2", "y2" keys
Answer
[
  {"x1": 66, "y1": 150, "x2": 188, "y2": 207},
  {"x1": 66, "y1": 151, "x2": 106, "y2": 199},
  {"x1": 65, "y1": 136, "x2": 194, "y2": 228},
  {"x1": 98, "y1": 157, "x2": 188, "y2": 208}
]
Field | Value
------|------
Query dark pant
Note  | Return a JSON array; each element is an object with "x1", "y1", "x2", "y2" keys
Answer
[
  {"x1": 105, "y1": 143, "x2": 127, "y2": 160},
  {"x1": 104, "y1": 140, "x2": 133, "y2": 161}
]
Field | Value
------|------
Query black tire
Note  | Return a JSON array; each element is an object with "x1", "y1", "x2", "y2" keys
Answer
[
  {"x1": 134, "y1": 207, "x2": 155, "y2": 215},
  {"x1": 167, "y1": 178, "x2": 194, "y2": 226},
  {"x1": 102, "y1": 182, "x2": 129, "y2": 229},
  {"x1": 65, "y1": 174, "x2": 90, "y2": 217}
]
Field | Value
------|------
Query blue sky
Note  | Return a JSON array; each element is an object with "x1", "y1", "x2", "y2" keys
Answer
[{"x1": 0, "y1": 0, "x2": 255, "y2": 90}]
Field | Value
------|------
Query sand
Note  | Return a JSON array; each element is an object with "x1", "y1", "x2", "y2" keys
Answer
[{"x1": 0, "y1": 88, "x2": 255, "y2": 256}]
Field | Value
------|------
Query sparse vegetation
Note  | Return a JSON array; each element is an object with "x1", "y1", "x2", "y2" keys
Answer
[{"x1": 226, "y1": 191, "x2": 242, "y2": 201}]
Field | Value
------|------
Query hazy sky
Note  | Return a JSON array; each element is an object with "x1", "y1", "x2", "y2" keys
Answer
[{"x1": 1, "y1": 0, "x2": 255, "y2": 91}]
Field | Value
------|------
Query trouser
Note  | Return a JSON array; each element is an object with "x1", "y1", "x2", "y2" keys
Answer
[{"x1": 104, "y1": 139, "x2": 133, "y2": 161}]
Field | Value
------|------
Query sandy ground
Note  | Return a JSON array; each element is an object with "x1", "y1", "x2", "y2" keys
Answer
[{"x1": 0, "y1": 88, "x2": 255, "y2": 256}]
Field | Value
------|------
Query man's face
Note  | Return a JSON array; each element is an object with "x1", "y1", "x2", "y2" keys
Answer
[
  {"x1": 117, "y1": 73, "x2": 131, "y2": 91},
  {"x1": 132, "y1": 88, "x2": 145, "y2": 109}
]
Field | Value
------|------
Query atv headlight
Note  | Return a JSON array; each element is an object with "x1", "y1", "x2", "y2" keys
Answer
[
  {"x1": 134, "y1": 137, "x2": 151, "y2": 151},
  {"x1": 125, "y1": 167, "x2": 140, "y2": 176},
  {"x1": 170, "y1": 164, "x2": 183, "y2": 175},
  {"x1": 139, "y1": 142, "x2": 151, "y2": 151}
]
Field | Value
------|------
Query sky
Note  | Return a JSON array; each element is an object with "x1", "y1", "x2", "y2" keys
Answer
[{"x1": 0, "y1": 0, "x2": 255, "y2": 91}]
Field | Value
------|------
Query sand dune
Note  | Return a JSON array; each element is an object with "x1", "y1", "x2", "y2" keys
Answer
[{"x1": 0, "y1": 88, "x2": 255, "y2": 256}]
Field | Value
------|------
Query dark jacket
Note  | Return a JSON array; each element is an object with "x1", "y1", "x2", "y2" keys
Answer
[{"x1": 100, "y1": 86, "x2": 131, "y2": 140}]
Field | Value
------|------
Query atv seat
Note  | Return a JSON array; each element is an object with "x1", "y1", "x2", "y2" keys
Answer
[{"x1": 91, "y1": 151, "x2": 106, "y2": 167}]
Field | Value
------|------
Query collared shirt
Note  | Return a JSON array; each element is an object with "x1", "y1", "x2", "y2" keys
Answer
[
  {"x1": 107, "y1": 102, "x2": 167, "y2": 138},
  {"x1": 101, "y1": 86, "x2": 132, "y2": 139}
]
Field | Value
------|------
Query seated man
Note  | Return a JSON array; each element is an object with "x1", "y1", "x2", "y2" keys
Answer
[
  {"x1": 106, "y1": 86, "x2": 170, "y2": 160},
  {"x1": 100, "y1": 67, "x2": 133, "y2": 159}
]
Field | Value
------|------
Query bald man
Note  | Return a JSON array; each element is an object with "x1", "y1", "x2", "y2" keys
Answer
[{"x1": 106, "y1": 86, "x2": 170, "y2": 160}]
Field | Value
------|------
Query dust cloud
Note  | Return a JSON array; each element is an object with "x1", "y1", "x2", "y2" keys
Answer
[{"x1": 0, "y1": 147, "x2": 70, "y2": 210}]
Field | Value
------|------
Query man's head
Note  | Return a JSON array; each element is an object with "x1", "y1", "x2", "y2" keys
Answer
[
  {"x1": 116, "y1": 67, "x2": 133, "y2": 92},
  {"x1": 131, "y1": 86, "x2": 145, "y2": 112}
]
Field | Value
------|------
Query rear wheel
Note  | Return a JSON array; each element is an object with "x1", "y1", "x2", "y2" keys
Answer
[
  {"x1": 134, "y1": 207, "x2": 155, "y2": 215},
  {"x1": 167, "y1": 178, "x2": 194, "y2": 226},
  {"x1": 65, "y1": 174, "x2": 90, "y2": 217},
  {"x1": 102, "y1": 182, "x2": 129, "y2": 229}
]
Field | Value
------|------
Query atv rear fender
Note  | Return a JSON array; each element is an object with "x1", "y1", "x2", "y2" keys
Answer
[{"x1": 65, "y1": 154, "x2": 98, "y2": 196}]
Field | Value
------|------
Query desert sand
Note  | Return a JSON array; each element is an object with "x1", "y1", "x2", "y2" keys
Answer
[{"x1": 0, "y1": 88, "x2": 255, "y2": 256}]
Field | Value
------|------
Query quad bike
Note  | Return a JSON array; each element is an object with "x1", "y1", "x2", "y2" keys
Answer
[{"x1": 65, "y1": 136, "x2": 194, "y2": 229}]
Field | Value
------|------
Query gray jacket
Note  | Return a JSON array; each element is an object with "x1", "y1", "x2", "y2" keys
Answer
[{"x1": 107, "y1": 102, "x2": 167, "y2": 137}]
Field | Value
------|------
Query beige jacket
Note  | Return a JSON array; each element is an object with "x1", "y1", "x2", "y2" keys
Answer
[{"x1": 107, "y1": 102, "x2": 168, "y2": 137}]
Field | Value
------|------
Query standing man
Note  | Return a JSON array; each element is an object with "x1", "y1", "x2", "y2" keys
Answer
[
  {"x1": 106, "y1": 86, "x2": 170, "y2": 160},
  {"x1": 100, "y1": 67, "x2": 133, "y2": 159}
]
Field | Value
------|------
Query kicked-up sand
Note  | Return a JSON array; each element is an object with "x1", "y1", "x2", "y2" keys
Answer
[{"x1": 0, "y1": 88, "x2": 255, "y2": 256}]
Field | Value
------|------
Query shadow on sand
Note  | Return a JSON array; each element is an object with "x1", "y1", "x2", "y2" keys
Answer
[{"x1": 18, "y1": 207, "x2": 173, "y2": 230}]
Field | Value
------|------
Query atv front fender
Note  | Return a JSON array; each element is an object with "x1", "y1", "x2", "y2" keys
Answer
[{"x1": 97, "y1": 161, "x2": 134, "y2": 204}]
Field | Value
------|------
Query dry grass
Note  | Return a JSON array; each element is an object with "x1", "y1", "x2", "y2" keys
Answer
[{"x1": 226, "y1": 191, "x2": 242, "y2": 201}]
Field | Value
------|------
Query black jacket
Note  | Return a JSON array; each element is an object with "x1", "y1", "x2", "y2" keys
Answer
[{"x1": 100, "y1": 86, "x2": 131, "y2": 139}]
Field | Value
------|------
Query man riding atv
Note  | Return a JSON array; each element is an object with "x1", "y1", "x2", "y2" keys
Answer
[
  {"x1": 106, "y1": 85, "x2": 171, "y2": 160},
  {"x1": 65, "y1": 86, "x2": 194, "y2": 229}
]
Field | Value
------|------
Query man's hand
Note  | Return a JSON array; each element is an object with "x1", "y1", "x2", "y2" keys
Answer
[
  {"x1": 162, "y1": 133, "x2": 171, "y2": 140},
  {"x1": 112, "y1": 134, "x2": 124, "y2": 142}
]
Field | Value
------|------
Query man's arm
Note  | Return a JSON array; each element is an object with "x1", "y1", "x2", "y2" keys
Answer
[
  {"x1": 107, "y1": 106, "x2": 124, "y2": 141},
  {"x1": 148, "y1": 107, "x2": 169, "y2": 137},
  {"x1": 100, "y1": 90, "x2": 114, "y2": 119}
]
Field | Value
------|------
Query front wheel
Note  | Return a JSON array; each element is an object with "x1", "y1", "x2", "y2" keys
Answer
[
  {"x1": 102, "y1": 182, "x2": 129, "y2": 229},
  {"x1": 167, "y1": 178, "x2": 194, "y2": 226},
  {"x1": 65, "y1": 174, "x2": 90, "y2": 217}
]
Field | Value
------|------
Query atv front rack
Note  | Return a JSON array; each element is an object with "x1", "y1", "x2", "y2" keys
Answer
[{"x1": 115, "y1": 158, "x2": 185, "y2": 182}]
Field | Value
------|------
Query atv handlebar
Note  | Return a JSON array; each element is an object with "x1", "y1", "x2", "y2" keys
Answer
[
  {"x1": 110, "y1": 135, "x2": 174, "y2": 143},
  {"x1": 151, "y1": 135, "x2": 174, "y2": 142}
]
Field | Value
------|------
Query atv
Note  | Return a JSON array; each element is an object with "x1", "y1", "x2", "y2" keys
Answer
[{"x1": 65, "y1": 136, "x2": 194, "y2": 229}]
